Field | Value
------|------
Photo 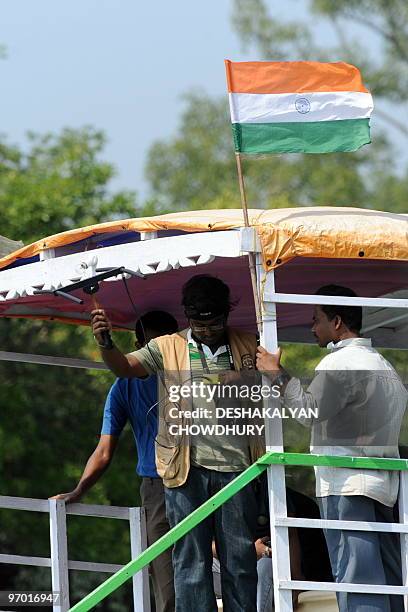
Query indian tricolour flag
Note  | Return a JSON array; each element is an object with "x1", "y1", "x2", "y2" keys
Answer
[{"x1": 225, "y1": 60, "x2": 374, "y2": 154}]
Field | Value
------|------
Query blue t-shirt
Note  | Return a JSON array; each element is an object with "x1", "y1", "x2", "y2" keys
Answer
[{"x1": 101, "y1": 376, "x2": 158, "y2": 478}]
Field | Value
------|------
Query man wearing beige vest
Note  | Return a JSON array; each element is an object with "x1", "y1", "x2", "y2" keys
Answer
[{"x1": 91, "y1": 275, "x2": 264, "y2": 612}]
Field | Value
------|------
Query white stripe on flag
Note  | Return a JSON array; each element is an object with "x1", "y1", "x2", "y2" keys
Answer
[{"x1": 228, "y1": 91, "x2": 374, "y2": 124}]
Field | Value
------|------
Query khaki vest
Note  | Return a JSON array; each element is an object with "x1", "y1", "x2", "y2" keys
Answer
[{"x1": 155, "y1": 328, "x2": 265, "y2": 488}]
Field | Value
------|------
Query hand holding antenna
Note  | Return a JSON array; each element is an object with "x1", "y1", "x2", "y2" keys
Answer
[{"x1": 90, "y1": 306, "x2": 114, "y2": 350}]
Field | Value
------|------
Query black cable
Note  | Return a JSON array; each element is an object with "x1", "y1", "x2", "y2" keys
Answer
[{"x1": 121, "y1": 275, "x2": 187, "y2": 449}]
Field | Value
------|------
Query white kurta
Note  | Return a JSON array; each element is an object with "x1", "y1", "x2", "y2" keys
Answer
[{"x1": 284, "y1": 338, "x2": 408, "y2": 506}]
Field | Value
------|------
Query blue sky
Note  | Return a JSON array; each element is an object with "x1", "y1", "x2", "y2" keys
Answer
[
  {"x1": 1, "y1": 0, "x2": 249, "y2": 200},
  {"x1": 1, "y1": 1, "x2": 405, "y2": 204}
]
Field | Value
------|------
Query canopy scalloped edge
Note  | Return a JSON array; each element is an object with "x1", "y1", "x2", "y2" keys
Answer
[{"x1": 1, "y1": 207, "x2": 407, "y2": 272}]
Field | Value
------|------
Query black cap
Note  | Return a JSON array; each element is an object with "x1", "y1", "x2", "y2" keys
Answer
[
  {"x1": 182, "y1": 274, "x2": 232, "y2": 321},
  {"x1": 184, "y1": 300, "x2": 226, "y2": 321}
]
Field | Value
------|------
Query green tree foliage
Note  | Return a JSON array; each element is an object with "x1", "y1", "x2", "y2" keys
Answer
[
  {"x1": 145, "y1": 91, "x2": 382, "y2": 212},
  {"x1": 233, "y1": 0, "x2": 408, "y2": 108},
  {"x1": 0, "y1": 128, "x2": 145, "y2": 608},
  {"x1": 311, "y1": 0, "x2": 408, "y2": 106},
  {"x1": 0, "y1": 127, "x2": 138, "y2": 244}
]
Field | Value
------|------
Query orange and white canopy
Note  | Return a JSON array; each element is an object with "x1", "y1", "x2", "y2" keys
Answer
[{"x1": 0, "y1": 207, "x2": 407, "y2": 348}]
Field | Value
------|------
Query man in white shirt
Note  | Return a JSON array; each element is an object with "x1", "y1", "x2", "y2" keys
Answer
[{"x1": 257, "y1": 285, "x2": 407, "y2": 612}]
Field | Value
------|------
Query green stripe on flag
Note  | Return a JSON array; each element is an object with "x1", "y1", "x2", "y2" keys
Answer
[{"x1": 232, "y1": 118, "x2": 370, "y2": 154}]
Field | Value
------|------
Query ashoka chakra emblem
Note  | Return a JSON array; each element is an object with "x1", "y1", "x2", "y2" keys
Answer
[{"x1": 295, "y1": 98, "x2": 311, "y2": 114}]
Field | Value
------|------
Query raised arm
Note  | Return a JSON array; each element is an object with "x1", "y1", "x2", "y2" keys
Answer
[{"x1": 91, "y1": 309, "x2": 149, "y2": 378}]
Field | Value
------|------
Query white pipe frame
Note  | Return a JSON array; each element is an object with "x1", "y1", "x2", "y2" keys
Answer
[
  {"x1": 256, "y1": 256, "x2": 293, "y2": 612},
  {"x1": 249, "y1": 226, "x2": 408, "y2": 612}
]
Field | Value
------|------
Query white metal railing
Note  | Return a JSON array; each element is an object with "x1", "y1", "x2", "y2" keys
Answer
[
  {"x1": 0, "y1": 496, "x2": 151, "y2": 612},
  {"x1": 254, "y1": 252, "x2": 408, "y2": 612},
  {"x1": 264, "y1": 466, "x2": 408, "y2": 612}
]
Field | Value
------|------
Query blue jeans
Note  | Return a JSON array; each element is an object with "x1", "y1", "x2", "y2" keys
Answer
[
  {"x1": 319, "y1": 495, "x2": 403, "y2": 612},
  {"x1": 256, "y1": 557, "x2": 273, "y2": 612},
  {"x1": 165, "y1": 466, "x2": 258, "y2": 612}
]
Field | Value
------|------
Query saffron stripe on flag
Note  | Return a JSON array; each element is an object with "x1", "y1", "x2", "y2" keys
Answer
[
  {"x1": 232, "y1": 119, "x2": 371, "y2": 154},
  {"x1": 228, "y1": 91, "x2": 373, "y2": 124},
  {"x1": 225, "y1": 60, "x2": 369, "y2": 94}
]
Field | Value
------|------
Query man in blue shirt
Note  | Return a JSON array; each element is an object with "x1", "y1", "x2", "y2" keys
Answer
[{"x1": 52, "y1": 311, "x2": 178, "y2": 612}]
